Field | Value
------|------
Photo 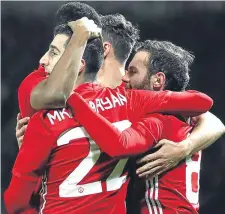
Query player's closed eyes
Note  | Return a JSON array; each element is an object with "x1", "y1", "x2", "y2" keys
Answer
[
  {"x1": 49, "y1": 49, "x2": 58, "y2": 57},
  {"x1": 128, "y1": 68, "x2": 138, "y2": 75}
]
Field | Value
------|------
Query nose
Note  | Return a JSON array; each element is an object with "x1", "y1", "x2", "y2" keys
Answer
[
  {"x1": 122, "y1": 71, "x2": 130, "y2": 83},
  {"x1": 39, "y1": 52, "x2": 49, "y2": 67}
]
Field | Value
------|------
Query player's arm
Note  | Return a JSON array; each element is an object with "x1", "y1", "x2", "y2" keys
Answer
[
  {"x1": 18, "y1": 66, "x2": 48, "y2": 117},
  {"x1": 19, "y1": 18, "x2": 99, "y2": 118},
  {"x1": 127, "y1": 90, "x2": 213, "y2": 118},
  {"x1": 181, "y1": 111, "x2": 225, "y2": 156},
  {"x1": 136, "y1": 112, "x2": 225, "y2": 178},
  {"x1": 67, "y1": 93, "x2": 164, "y2": 157},
  {"x1": 30, "y1": 19, "x2": 91, "y2": 111},
  {"x1": 4, "y1": 113, "x2": 55, "y2": 214}
]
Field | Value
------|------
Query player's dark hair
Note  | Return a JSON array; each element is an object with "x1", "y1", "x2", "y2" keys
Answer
[
  {"x1": 101, "y1": 14, "x2": 139, "y2": 64},
  {"x1": 54, "y1": 24, "x2": 104, "y2": 81},
  {"x1": 55, "y1": 2, "x2": 103, "y2": 81},
  {"x1": 137, "y1": 40, "x2": 195, "y2": 91},
  {"x1": 55, "y1": 1, "x2": 102, "y2": 28},
  {"x1": 125, "y1": 41, "x2": 142, "y2": 70}
]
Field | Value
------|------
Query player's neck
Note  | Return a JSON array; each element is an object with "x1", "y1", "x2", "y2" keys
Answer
[
  {"x1": 74, "y1": 71, "x2": 94, "y2": 88},
  {"x1": 96, "y1": 58, "x2": 125, "y2": 89}
]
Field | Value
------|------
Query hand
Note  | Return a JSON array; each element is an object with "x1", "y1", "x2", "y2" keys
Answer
[
  {"x1": 136, "y1": 139, "x2": 188, "y2": 179},
  {"x1": 68, "y1": 17, "x2": 102, "y2": 42},
  {"x1": 16, "y1": 113, "x2": 29, "y2": 148}
]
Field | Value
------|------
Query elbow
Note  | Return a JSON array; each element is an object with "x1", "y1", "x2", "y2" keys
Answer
[
  {"x1": 4, "y1": 190, "x2": 31, "y2": 214},
  {"x1": 106, "y1": 137, "x2": 129, "y2": 157},
  {"x1": 31, "y1": 90, "x2": 66, "y2": 110},
  {"x1": 104, "y1": 146, "x2": 127, "y2": 158},
  {"x1": 201, "y1": 95, "x2": 213, "y2": 112},
  {"x1": 106, "y1": 149, "x2": 121, "y2": 158},
  {"x1": 203, "y1": 112, "x2": 225, "y2": 136},
  {"x1": 221, "y1": 123, "x2": 225, "y2": 135},
  {"x1": 4, "y1": 189, "x2": 22, "y2": 214},
  {"x1": 216, "y1": 122, "x2": 225, "y2": 139},
  {"x1": 207, "y1": 97, "x2": 213, "y2": 111}
]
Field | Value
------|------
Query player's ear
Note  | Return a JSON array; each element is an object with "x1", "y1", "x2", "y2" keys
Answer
[
  {"x1": 79, "y1": 59, "x2": 86, "y2": 76},
  {"x1": 151, "y1": 72, "x2": 166, "y2": 91},
  {"x1": 103, "y1": 42, "x2": 111, "y2": 58}
]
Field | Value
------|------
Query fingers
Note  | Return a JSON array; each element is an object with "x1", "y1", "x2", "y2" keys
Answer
[
  {"x1": 18, "y1": 136, "x2": 24, "y2": 149},
  {"x1": 89, "y1": 30, "x2": 102, "y2": 40},
  {"x1": 138, "y1": 166, "x2": 162, "y2": 178},
  {"x1": 17, "y1": 113, "x2": 22, "y2": 121},
  {"x1": 137, "y1": 153, "x2": 159, "y2": 164},
  {"x1": 153, "y1": 139, "x2": 173, "y2": 148},
  {"x1": 16, "y1": 117, "x2": 29, "y2": 130},
  {"x1": 136, "y1": 159, "x2": 162, "y2": 175},
  {"x1": 68, "y1": 17, "x2": 102, "y2": 41},
  {"x1": 16, "y1": 125, "x2": 28, "y2": 139}
]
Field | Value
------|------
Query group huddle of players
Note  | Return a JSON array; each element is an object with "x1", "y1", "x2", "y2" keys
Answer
[{"x1": 4, "y1": 2, "x2": 225, "y2": 214}]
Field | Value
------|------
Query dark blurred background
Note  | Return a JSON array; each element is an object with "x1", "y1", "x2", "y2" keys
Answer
[{"x1": 1, "y1": 1, "x2": 225, "y2": 213}]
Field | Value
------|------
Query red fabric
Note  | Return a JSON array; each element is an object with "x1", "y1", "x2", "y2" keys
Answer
[
  {"x1": 157, "y1": 90, "x2": 213, "y2": 116},
  {"x1": 67, "y1": 86, "x2": 211, "y2": 213},
  {"x1": 4, "y1": 112, "x2": 55, "y2": 214},
  {"x1": 67, "y1": 88, "x2": 212, "y2": 158},
  {"x1": 125, "y1": 89, "x2": 213, "y2": 118},
  {"x1": 18, "y1": 65, "x2": 47, "y2": 118},
  {"x1": 8, "y1": 83, "x2": 211, "y2": 213},
  {"x1": 6, "y1": 84, "x2": 131, "y2": 213},
  {"x1": 68, "y1": 93, "x2": 167, "y2": 157},
  {"x1": 138, "y1": 116, "x2": 200, "y2": 214}
]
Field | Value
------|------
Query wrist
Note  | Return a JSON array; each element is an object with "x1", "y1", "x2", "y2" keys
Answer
[
  {"x1": 179, "y1": 139, "x2": 193, "y2": 158},
  {"x1": 72, "y1": 32, "x2": 89, "y2": 46}
]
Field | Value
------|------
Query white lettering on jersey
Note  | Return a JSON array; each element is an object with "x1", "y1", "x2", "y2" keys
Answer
[
  {"x1": 95, "y1": 99, "x2": 105, "y2": 112},
  {"x1": 111, "y1": 94, "x2": 121, "y2": 107},
  {"x1": 117, "y1": 93, "x2": 127, "y2": 105},
  {"x1": 88, "y1": 93, "x2": 127, "y2": 113},
  {"x1": 101, "y1": 97, "x2": 113, "y2": 110},
  {"x1": 59, "y1": 108, "x2": 72, "y2": 120},
  {"x1": 88, "y1": 101, "x2": 96, "y2": 112},
  {"x1": 47, "y1": 109, "x2": 72, "y2": 125}
]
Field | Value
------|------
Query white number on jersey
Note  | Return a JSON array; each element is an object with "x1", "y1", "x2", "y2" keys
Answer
[
  {"x1": 186, "y1": 151, "x2": 202, "y2": 204},
  {"x1": 58, "y1": 120, "x2": 131, "y2": 197}
]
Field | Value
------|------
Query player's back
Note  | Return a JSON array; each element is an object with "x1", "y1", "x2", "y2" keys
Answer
[
  {"x1": 137, "y1": 116, "x2": 201, "y2": 214},
  {"x1": 39, "y1": 83, "x2": 132, "y2": 214}
]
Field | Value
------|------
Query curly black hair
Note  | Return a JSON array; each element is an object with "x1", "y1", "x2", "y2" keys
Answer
[
  {"x1": 55, "y1": 1, "x2": 101, "y2": 28},
  {"x1": 54, "y1": 2, "x2": 103, "y2": 81},
  {"x1": 137, "y1": 40, "x2": 195, "y2": 91}
]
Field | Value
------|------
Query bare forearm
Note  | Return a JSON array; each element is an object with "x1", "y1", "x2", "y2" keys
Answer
[
  {"x1": 31, "y1": 33, "x2": 88, "y2": 110},
  {"x1": 181, "y1": 112, "x2": 225, "y2": 156}
]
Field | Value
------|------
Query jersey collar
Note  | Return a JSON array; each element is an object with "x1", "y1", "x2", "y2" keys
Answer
[{"x1": 74, "y1": 82, "x2": 102, "y2": 93}]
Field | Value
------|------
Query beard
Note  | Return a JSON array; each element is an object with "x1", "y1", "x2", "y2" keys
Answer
[{"x1": 126, "y1": 73, "x2": 152, "y2": 91}]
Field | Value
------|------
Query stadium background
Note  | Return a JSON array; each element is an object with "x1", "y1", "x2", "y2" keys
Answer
[{"x1": 1, "y1": 1, "x2": 225, "y2": 213}]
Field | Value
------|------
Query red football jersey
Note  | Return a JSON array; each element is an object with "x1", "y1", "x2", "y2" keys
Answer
[
  {"x1": 5, "y1": 83, "x2": 211, "y2": 214},
  {"x1": 136, "y1": 116, "x2": 200, "y2": 214},
  {"x1": 67, "y1": 93, "x2": 202, "y2": 213},
  {"x1": 18, "y1": 65, "x2": 47, "y2": 118}
]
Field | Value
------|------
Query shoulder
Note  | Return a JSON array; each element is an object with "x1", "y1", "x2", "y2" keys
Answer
[
  {"x1": 30, "y1": 108, "x2": 77, "y2": 137},
  {"x1": 18, "y1": 67, "x2": 47, "y2": 92}
]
